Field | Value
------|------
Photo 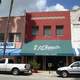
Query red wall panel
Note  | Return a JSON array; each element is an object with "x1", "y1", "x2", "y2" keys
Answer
[{"x1": 25, "y1": 11, "x2": 71, "y2": 41}]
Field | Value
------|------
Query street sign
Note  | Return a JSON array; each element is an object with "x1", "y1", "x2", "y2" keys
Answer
[
  {"x1": 48, "y1": 63, "x2": 52, "y2": 74},
  {"x1": 48, "y1": 63, "x2": 52, "y2": 68}
]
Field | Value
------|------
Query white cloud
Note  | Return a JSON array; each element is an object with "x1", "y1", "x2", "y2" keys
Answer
[
  {"x1": 46, "y1": 4, "x2": 68, "y2": 11},
  {"x1": 0, "y1": 0, "x2": 68, "y2": 16},
  {"x1": 36, "y1": 0, "x2": 47, "y2": 11},
  {"x1": 25, "y1": 0, "x2": 47, "y2": 12},
  {"x1": 26, "y1": 1, "x2": 68, "y2": 12},
  {"x1": 72, "y1": 5, "x2": 80, "y2": 10}
]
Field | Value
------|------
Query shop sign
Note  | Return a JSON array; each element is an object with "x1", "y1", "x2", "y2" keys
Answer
[
  {"x1": 33, "y1": 45, "x2": 60, "y2": 51},
  {"x1": 0, "y1": 42, "x2": 15, "y2": 48}
]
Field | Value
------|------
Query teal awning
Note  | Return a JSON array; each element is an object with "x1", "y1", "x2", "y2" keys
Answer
[{"x1": 21, "y1": 40, "x2": 74, "y2": 56}]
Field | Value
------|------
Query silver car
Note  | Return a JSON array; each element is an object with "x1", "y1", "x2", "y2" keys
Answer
[{"x1": 56, "y1": 61, "x2": 80, "y2": 77}]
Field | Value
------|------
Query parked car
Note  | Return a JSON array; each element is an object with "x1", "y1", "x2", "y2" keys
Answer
[
  {"x1": 0, "y1": 58, "x2": 32, "y2": 75},
  {"x1": 56, "y1": 61, "x2": 80, "y2": 77}
]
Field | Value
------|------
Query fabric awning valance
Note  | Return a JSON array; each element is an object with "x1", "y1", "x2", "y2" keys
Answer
[{"x1": 21, "y1": 40, "x2": 75, "y2": 56}]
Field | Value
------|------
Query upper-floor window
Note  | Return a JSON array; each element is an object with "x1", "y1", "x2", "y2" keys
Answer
[
  {"x1": 32, "y1": 26, "x2": 39, "y2": 36},
  {"x1": 16, "y1": 33, "x2": 21, "y2": 42},
  {"x1": 44, "y1": 25, "x2": 51, "y2": 36},
  {"x1": 56, "y1": 25, "x2": 64, "y2": 36},
  {"x1": 8, "y1": 33, "x2": 21, "y2": 42},
  {"x1": 0, "y1": 33, "x2": 4, "y2": 42},
  {"x1": 8, "y1": 33, "x2": 14, "y2": 42}
]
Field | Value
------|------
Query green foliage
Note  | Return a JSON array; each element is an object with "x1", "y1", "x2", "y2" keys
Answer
[{"x1": 30, "y1": 60, "x2": 40, "y2": 69}]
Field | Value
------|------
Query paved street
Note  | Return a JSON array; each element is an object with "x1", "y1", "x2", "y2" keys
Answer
[{"x1": 0, "y1": 71, "x2": 80, "y2": 80}]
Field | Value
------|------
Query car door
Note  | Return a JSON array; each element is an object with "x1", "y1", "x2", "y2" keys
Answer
[
  {"x1": 68, "y1": 62, "x2": 79, "y2": 74},
  {"x1": 77, "y1": 62, "x2": 80, "y2": 74},
  {"x1": 6, "y1": 59, "x2": 14, "y2": 71}
]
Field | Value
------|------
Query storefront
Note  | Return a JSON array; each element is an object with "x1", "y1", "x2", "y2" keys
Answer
[{"x1": 21, "y1": 40, "x2": 74, "y2": 70}]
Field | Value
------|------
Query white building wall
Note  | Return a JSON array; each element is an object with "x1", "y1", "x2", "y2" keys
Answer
[{"x1": 71, "y1": 9, "x2": 80, "y2": 56}]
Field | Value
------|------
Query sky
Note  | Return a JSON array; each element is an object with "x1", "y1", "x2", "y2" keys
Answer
[{"x1": 0, "y1": 0, "x2": 80, "y2": 16}]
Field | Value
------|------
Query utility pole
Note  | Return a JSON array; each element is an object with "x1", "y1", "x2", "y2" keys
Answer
[
  {"x1": 0, "y1": 0, "x2": 1, "y2": 4},
  {"x1": 3, "y1": 0, "x2": 14, "y2": 57}
]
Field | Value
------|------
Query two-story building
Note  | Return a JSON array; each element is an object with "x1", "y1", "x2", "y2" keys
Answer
[
  {"x1": 21, "y1": 11, "x2": 74, "y2": 70},
  {"x1": 0, "y1": 16, "x2": 25, "y2": 62}
]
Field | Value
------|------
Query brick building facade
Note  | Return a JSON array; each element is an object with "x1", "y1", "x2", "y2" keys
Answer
[
  {"x1": 0, "y1": 16, "x2": 25, "y2": 57},
  {"x1": 21, "y1": 11, "x2": 74, "y2": 70}
]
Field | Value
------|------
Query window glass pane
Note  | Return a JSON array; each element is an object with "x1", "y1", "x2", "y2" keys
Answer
[
  {"x1": 0, "y1": 33, "x2": 4, "y2": 42},
  {"x1": 16, "y1": 33, "x2": 21, "y2": 41},
  {"x1": 8, "y1": 33, "x2": 14, "y2": 42},
  {"x1": 0, "y1": 59, "x2": 5, "y2": 63},
  {"x1": 16, "y1": 57, "x2": 21, "y2": 63},
  {"x1": 56, "y1": 25, "x2": 64, "y2": 36},
  {"x1": 44, "y1": 26, "x2": 51, "y2": 36},
  {"x1": 8, "y1": 59, "x2": 14, "y2": 63},
  {"x1": 72, "y1": 62, "x2": 79, "y2": 67},
  {"x1": 32, "y1": 26, "x2": 39, "y2": 36}
]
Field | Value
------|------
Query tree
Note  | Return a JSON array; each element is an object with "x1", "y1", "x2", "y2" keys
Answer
[{"x1": 30, "y1": 60, "x2": 40, "y2": 73}]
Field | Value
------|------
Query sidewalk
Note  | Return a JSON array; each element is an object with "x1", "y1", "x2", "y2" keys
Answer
[
  {"x1": 30, "y1": 71, "x2": 74, "y2": 80},
  {"x1": 32, "y1": 70, "x2": 57, "y2": 77}
]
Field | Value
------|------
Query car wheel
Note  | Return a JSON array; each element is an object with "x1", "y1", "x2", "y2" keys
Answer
[
  {"x1": 62, "y1": 71, "x2": 68, "y2": 78},
  {"x1": 12, "y1": 68, "x2": 19, "y2": 75}
]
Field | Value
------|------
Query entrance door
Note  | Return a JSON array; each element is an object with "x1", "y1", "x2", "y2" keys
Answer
[
  {"x1": 46, "y1": 56, "x2": 66, "y2": 70},
  {"x1": 37, "y1": 56, "x2": 43, "y2": 70}
]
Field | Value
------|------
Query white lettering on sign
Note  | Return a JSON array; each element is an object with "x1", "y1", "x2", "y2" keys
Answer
[
  {"x1": 34, "y1": 45, "x2": 60, "y2": 51},
  {"x1": 0, "y1": 42, "x2": 15, "y2": 48}
]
